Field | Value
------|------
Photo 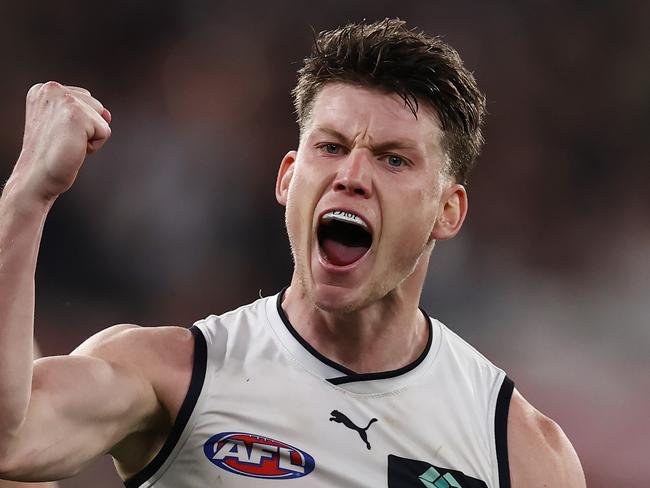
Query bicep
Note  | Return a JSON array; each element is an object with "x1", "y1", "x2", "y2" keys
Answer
[
  {"x1": 508, "y1": 389, "x2": 585, "y2": 488},
  {"x1": 1, "y1": 351, "x2": 158, "y2": 481}
]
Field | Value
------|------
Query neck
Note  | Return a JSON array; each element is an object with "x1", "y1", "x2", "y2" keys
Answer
[{"x1": 281, "y1": 259, "x2": 431, "y2": 374}]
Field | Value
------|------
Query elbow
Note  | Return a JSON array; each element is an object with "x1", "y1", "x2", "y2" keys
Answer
[
  {"x1": 0, "y1": 421, "x2": 24, "y2": 476},
  {"x1": 0, "y1": 412, "x2": 26, "y2": 445},
  {"x1": 0, "y1": 441, "x2": 30, "y2": 482},
  {"x1": 0, "y1": 397, "x2": 29, "y2": 434},
  {"x1": 0, "y1": 436, "x2": 17, "y2": 478}
]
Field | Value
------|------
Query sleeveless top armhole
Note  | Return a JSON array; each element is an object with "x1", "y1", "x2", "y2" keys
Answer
[
  {"x1": 124, "y1": 326, "x2": 208, "y2": 488},
  {"x1": 495, "y1": 376, "x2": 514, "y2": 488}
]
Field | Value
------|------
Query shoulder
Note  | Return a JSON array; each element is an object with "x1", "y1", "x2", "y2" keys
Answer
[
  {"x1": 72, "y1": 322, "x2": 196, "y2": 370},
  {"x1": 73, "y1": 325, "x2": 200, "y2": 468},
  {"x1": 71, "y1": 324, "x2": 197, "y2": 419},
  {"x1": 72, "y1": 324, "x2": 194, "y2": 366},
  {"x1": 435, "y1": 321, "x2": 506, "y2": 398},
  {"x1": 72, "y1": 323, "x2": 192, "y2": 349},
  {"x1": 194, "y1": 294, "x2": 275, "y2": 344},
  {"x1": 507, "y1": 388, "x2": 585, "y2": 488},
  {"x1": 438, "y1": 320, "x2": 498, "y2": 370}
]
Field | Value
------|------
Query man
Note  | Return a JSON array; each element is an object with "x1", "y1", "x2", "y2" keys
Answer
[{"x1": 0, "y1": 19, "x2": 584, "y2": 487}]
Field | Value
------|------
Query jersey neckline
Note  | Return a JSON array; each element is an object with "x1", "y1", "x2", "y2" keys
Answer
[{"x1": 266, "y1": 287, "x2": 440, "y2": 393}]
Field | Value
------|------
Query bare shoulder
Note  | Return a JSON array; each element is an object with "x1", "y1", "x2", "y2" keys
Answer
[
  {"x1": 508, "y1": 388, "x2": 585, "y2": 488},
  {"x1": 72, "y1": 324, "x2": 196, "y2": 413},
  {"x1": 72, "y1": 324, "x2": 198, "y2": 476},
  {"x1": 72, "y1": 324, "x2": 194, "y2": 368}
]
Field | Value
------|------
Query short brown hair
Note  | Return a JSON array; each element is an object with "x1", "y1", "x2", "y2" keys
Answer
[{"x1": 292, "y1": 19, "x2": 486, "y2": 185}]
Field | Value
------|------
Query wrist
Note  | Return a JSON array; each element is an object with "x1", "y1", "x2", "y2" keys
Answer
[{"x1": 2, "y1": 173, "x2": 56, "y2": 216}]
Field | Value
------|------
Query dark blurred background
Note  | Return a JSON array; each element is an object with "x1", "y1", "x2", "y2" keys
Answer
[{"x1": 1, "y1": 1, "x2": 648, "y2": 486}]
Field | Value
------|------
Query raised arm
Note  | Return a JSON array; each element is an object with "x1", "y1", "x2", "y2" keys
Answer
[
  {"x1": 508, "y1": 388, "x2": 586, "y2": 487},
  {"x1": 0, "y1": 81, "x2": 112, "y2": 446},
  {"x1": 0, "y1": 83, "x2": 191, "y2": 482}
]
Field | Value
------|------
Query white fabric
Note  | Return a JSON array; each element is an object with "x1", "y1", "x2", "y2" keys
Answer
[{"x1": 134, "y1": 292, "x2": 507, "y2": 487}]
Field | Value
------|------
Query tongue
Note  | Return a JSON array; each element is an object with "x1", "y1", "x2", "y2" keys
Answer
[{"x1": 321, "y1": 238, "x2": 368, "y2": 266}]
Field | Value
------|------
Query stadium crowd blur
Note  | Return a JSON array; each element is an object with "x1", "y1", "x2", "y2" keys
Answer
[{"x1": 0, "y1": 1, "x2": 648, "y2": 486}]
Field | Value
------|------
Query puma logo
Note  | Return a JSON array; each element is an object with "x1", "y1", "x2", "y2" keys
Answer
[{"x1": 329, "y1": 410, "x2": 378, "y2": 450}]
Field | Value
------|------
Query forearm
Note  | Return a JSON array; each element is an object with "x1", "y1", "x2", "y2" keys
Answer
[
  {"x1": 0, "y1": 82, "x2": 116, "y2": 481},
  {"x1": 0, "y1": 176, "x2": 52, "y2": 438}
]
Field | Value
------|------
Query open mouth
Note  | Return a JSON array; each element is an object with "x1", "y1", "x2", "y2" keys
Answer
[{"x1": 317, "y1": 210, "x2": 373, "y2": 267}]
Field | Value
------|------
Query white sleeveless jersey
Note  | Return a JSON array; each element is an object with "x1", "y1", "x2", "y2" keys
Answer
[{"x1": 125, "y1": 291, "x2": 513, "y2": 488}]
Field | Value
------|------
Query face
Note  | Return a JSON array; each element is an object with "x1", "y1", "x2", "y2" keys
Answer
[{"x1": 276, "y1": 83, "x2": 467, "y2": 313}]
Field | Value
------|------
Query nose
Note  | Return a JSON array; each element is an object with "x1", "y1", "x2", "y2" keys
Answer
[{"x1": 332, "y1": 149, "x2": 372, "y2": 198}]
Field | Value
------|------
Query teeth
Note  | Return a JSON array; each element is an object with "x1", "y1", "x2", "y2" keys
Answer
[{"x1": 322, "y1": 210, "x2": 369, "y2": 230}]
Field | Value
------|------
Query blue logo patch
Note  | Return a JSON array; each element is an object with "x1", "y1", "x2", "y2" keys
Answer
[{"x1": 204, "y1": 432, "x2": 315, "y2": 479}]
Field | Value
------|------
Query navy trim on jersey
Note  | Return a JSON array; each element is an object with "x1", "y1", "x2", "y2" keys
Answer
[
  {"x1": 124, "y1": 326, "x2": 208, "y2": 488},
  {"x1": 277, "y1": 287, "x2": 433, "y2": 385},
  {"x1": 495, "y1": 375, "x2": 514, "y2": 488},
  {"x1": 277, "y1": 287, "x2": 356, "y2": 376},
  {"x1": 328, "y1": 313, "x2": 433, "y2": 385}
]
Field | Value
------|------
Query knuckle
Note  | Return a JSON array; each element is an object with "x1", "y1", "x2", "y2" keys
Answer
[
  {"x1": 68, "y1": 85, "x2": 91, "y2": 96},
  {"x1": 60, "y1": 95, "x2": 78, "y2": 114},
  {"x1": 27, "y1": 83, "x2": 43, "y2": 97},
  {"x1": 63, "y1": 102, "x2": 83, "y2": 121},
  {"x1": 42, "y1": 80, "x2": 62, "y2": 91}
]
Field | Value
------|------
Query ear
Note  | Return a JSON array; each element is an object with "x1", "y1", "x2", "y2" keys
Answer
[
  {"x1": 275, "y1": 150, "x2": 297, "y2": 207},
  {"x1": 430, "y1": 183, "x2": 468, "y2": 240}
]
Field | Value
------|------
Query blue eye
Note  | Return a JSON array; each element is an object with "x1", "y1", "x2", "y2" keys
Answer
[
  {"x1": 324, "y1": 143, "x2": 340, "y2": 154},
  {"x1": 387, "y1": 155, "x2": 405, "y2": 167}
]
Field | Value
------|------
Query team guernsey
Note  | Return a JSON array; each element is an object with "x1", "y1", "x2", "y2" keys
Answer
[{"x1": 125, "y1": 290, "x2": 513, "y2": 488}]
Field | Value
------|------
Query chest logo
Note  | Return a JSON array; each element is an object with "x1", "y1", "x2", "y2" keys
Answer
[
  {"x1": 203, "y1": 432, "x2": 315, "y2": 479},
  {"x1": 387, "y1": 455, "x2": 488, "y2": 488},
  {"x1": 329, "y1": 410, "x2": 378, "y2": 450}
]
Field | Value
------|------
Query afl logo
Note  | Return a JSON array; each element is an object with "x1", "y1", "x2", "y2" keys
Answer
[{"x1": 204, "y1": 432, "x2": 315, "y2": 479}]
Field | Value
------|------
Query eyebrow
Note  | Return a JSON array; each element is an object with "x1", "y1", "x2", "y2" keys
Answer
[{"x1": 311, "y1": 126, "x2": 420, "y2": 154}]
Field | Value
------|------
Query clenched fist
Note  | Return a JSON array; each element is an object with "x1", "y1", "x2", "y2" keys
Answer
[{"x1": 12, "y1": 82, "x2": 112, "y2": 202}]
